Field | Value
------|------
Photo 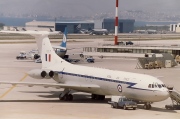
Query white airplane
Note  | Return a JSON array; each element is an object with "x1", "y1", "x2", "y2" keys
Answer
[
  {"x1": 76, "y1": 24, "x2": 108, "y2": 35},
  {"x1": 89, "y1": 29, "x2": 109, "y2": 35},
  {"x1": 0, "y1": 31, "x2": 169, "y2": 110}
]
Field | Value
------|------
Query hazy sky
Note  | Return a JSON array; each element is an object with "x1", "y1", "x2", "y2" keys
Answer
[{"x1": 0, "y1": 0, "x2": 179, "y2": 16}]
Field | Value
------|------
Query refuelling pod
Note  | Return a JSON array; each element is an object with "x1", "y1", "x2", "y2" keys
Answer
[{"x1": 28, "y1": 69, "x2": 54, "y2": 79}]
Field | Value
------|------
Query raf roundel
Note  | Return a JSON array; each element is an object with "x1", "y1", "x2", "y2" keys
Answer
[{"x1": 117, "y1": 84, "x2": 122, "y2": 92}]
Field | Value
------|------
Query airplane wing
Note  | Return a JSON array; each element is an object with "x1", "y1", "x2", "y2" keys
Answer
[
  {"x1": 0, "y1": 81, "x2": 100, "y2": 91},
  {"x1": 0, "y1": 30, "x2": 59, "y2": 35}
]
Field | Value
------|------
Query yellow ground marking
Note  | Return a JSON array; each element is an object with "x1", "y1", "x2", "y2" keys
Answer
[{"x1": 0, "y1": 74, "x2": 28, "y2": 99}]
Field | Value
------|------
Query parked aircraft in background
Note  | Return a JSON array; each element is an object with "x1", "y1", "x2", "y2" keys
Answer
[
  {"x1": 147, "y1": 29, "x2": 157, "y2": 34},
  {"x1": 76, "y1": 24, "x2": 108, "y2": 35},
  {"x1": 16, "y1": 50, "x2": 40, "y2": 60},
  {"x1": 135, "y1": 30, "x2": 157, "y2": 34},
  {"x1": 0, "y1": 31, "x2": 169, "y2": 110},
  {"x1": 0, "y1": 28, "x2": 81, "y2": 63},
  {"x1": 134, "y1": 30, "x2": 147, "y2": 34},
  {"x1": 89, "y1": 29, "x2": 109, "y2": 35}
]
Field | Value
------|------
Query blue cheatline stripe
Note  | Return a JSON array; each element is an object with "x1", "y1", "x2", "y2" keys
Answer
[
  {"x1": 57, "y1": 71, "x2": 155, "y2": 91},
  {"x1": 45, "y1": 54, "x2": 47, "y2": 61}
]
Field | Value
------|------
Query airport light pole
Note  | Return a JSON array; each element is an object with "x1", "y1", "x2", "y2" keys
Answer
[{"x1": 114, "y1": 0, "x2": 119, "y2": 45}]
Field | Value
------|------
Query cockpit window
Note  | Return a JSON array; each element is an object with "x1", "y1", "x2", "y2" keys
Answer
[
  {"x1": 148, "y1": 84, "x2": 151, "y2": 88},
  {"x1": 155, "y1": 84, "x2": 157, "y2": 88},
  {"x1": 158, "y1": 84, "x2": 162, "y2": 88},
  {"x1": 162, "y1": 84, "x2": 166, "y2": 87},
  {"x1": 152, "y1": 84, "x2": 154, "y2": 88}
]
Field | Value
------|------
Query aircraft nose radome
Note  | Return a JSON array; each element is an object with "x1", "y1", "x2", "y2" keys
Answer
[
  {"x1": 161, "y1": 91, "x2": 169, "y2": 100},
  {"x1": 155, "y1": 90, "x2": 169, "y2": 102}
]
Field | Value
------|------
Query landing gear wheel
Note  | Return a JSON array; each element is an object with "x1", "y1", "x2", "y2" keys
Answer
[
  {"x1": 64, "y1": 94, "x2": 69, "y2": 101},
  {"x1": 97, "y1": 95, "x2": 105, "y2": 100},
  {"x1": 100, "y1": 95, "x2": 105, "y2": 100},
  {"x1": 144, "y1": 104, "x2": 151, "y2": 110},
  {"x1": 91, "y1": 94, "x2": 96, "y2": 100},
  {"x1": 91, "y1": 94, "x2": 105, "y2": 100},
  {"x1": 59, "y1": 93, "x2": 64, "y2": 101},
  {"x1": 59, "y1": 94, "x2": 73, "y2": 101},
  {"x1": 68, "y1": 94, "x2": 73, "y2": 101}
]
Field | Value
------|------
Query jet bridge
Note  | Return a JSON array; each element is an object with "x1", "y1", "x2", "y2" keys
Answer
[{"x1": 165, "y1": 87, "x2": 180, "y2": 110}]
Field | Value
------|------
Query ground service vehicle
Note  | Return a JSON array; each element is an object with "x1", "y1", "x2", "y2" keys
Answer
[
  {"x1": 16, "y1": 51, "x2": 27, "y2": 59},
  {"x1": 110, "y1": 96, "x2": 137, "y2": 110},
  {"x1": 126, "y1": 41, "x2": 134, "y2": 45},
  {"x1": 16, "y1": 50, "x2": 40, "y2": 60},
  {"x1": 86, "y1": 57, "x2": 94, "y2": 63}
]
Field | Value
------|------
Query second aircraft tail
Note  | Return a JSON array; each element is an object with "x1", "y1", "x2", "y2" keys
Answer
[{"x1": 60, "y1": 27, "x2": 67, "y2": 48}]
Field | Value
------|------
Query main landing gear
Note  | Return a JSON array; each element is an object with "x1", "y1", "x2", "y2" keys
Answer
[
  {"x1": 59, "y1": 89, "x2": 73, "y2": 101},
  {"x1": 59, "y1": 89, "x2": 105, "y2": 101},
  {"x1": 59, "y1": 94, "x2": 73, "y2": 101},
  {"x1": 143, "y1": 103, "x2": 152, "y2": 110},
  {"x1": 91, "y1": 94, "x2": 105, "y2": 100}
]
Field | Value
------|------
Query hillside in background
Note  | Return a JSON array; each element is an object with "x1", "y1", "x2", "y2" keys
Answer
[{"x1": 0, "y1": 0, "x2": 180, "y2": 17}]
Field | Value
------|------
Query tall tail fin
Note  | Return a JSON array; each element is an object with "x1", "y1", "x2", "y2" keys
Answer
[
  {"x1": 60, "y1": 27, "x2": 67, "y2": 48},
  {"x1": 41, "y1": 36, "x2": 69, "y2": 69}
]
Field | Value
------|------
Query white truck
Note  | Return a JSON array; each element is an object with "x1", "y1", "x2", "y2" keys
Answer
[{"x1": 16, "y1": 50, "x2": 40, "y2": 60}]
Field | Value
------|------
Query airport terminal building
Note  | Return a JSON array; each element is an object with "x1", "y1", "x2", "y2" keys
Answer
[
  {"x1": 170, "y1": 23, "x2": 180, "y2": 33},
  {"x1": 4, "y1": 19, "x2": 135, "y2": 33},
  {"x1": 102, "y1": 19, "x2": 135, "y2": 33},
  {"x1": 25, "y1": 20, "x2": 94, "y2": 33}
]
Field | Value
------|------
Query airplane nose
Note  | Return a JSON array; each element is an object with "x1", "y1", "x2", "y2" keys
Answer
[
  {"x1": 154, "y1": 89, "x2": 169, "y2": 102},
  {"x1": 160, "y1": 90, "x2": 169, "y2": 100}
]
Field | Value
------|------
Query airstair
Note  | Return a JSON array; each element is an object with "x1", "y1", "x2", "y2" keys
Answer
[{"x1": 165, "y1": 87, "x2": 180, "y2": 110}]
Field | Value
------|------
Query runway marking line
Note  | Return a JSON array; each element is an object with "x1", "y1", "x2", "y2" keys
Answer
[{"x1": 0, "y1": 73, "x2": 28, "y2": 99}]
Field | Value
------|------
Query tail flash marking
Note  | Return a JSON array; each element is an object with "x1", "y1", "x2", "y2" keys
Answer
[
  {"x1": 45, "y1": 54, "x2": 47, "y2": 61},
  {"x1": 45, "y1": 54, "x2": 51, "y2": 62},
  {"x1": 49, "y1": 54, "x2": 51, "y2": 62}
]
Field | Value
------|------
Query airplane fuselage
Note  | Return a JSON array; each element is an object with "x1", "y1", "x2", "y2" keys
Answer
[{"x1": 50, "y1": 63, "x2": 169, "y2": 102}]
